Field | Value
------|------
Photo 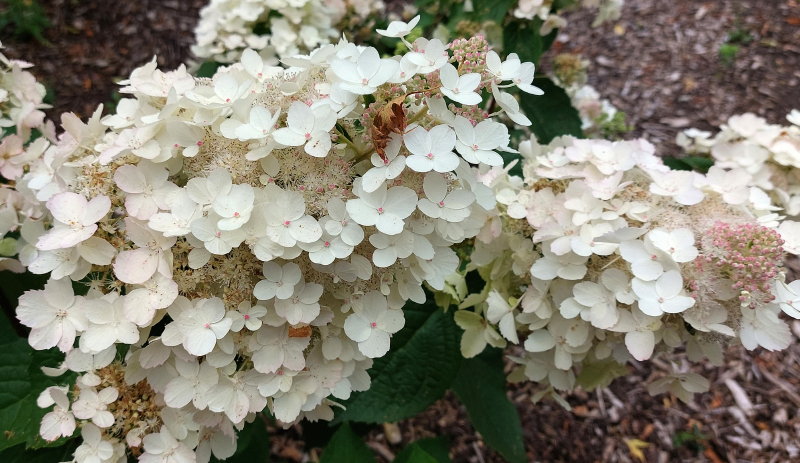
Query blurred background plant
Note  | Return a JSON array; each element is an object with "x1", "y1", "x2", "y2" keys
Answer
[{"x1": 0, "y1": 0, "x2": 50, "y2": 44}]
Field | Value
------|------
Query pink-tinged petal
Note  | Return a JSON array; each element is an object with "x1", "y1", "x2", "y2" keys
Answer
[
  {"x1": 114, "y1": 165, "x2": 147, "y2": 193},
  {"x1": 124, "y1": 195, "x2": 158, "y2": 220},
  {"x1": 37, "y1": 225, "x2": 97, "y2": 251},
  {"x1": 113, "y1": 248, "x2": 159, "y2": 284},
  {"x1": 78, "y1": 237, "x2": 116, "y2": 265},
  {"x1": 46, "y1": 192, "x2": 86, "y2": 225},
  {"x1": 377, "y1": 309, "x2": 404, "y2": 334},
  {"x1": 83, "y1": 195, "x2": 111, "y2": 225},
  {"x1": 305, "y1": 133, "x2": 331, "y2": 158}
]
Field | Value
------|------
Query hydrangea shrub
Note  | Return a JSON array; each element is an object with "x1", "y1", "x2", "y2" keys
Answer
[
  {"x1": 457, "y1": 135, "x2": 799, "y2": 402},
  {"x1": 0, "y1": 19, "x2": 548, "y2": 461}
]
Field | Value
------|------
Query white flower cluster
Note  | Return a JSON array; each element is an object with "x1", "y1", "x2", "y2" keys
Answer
[
  {"x1": 191, "y1": 0, "x2": 385, "y2": 64},
  {"x1": 513, "y1": 0, "x2": 624, "y2": 35},
  {"x1": 678, "y1": 111, "x2": 800, "y2": 253},
  {"x1": 452, "y1": 135, "x2": 798, "y2": 401},
  {"x1": 3, "y1": 21, "x2": 544, "y2": 462},
  {"x1": 0, "y1": 41, "x2": 54, "y2": 272}
]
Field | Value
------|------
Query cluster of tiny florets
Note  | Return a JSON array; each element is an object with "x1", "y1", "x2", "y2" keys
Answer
[
  {"x1": 698, "y1": 222, "x2": 785, "y2": 304},
  {"x1": 454, "y1": 134, "x2": 797, "y2": 402},
  {"x1": 450, "y1": 35, "x2": 489, "y2": 75}
]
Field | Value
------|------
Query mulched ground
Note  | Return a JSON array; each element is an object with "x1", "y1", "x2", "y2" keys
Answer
[
  {"x1": 2, "y1": 1, "x2": 800, "y2": 462},
  {"x1": 553, "y1": 0, "x2": 800, "y2": 156}
]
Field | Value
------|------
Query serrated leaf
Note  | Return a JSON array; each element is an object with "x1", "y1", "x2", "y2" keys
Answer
[
  {"x1": 393, "y1": 438, "x2": 451, "y2": 463},
  {"x1": 576, "y1": 359, "x2": 629, "y2": 390},
  {"x1": 335, "y1": 301, "x2": 462, "y2": 423},
  {"x1": 320, "y1": 423, "x2": 375, "y2": 463},
  {"x1": 519, "y1": 78, "x2": 583, "y2": 144},
  {"x1": 451, "y1": 349, "x2": 526, "y2": 463}
]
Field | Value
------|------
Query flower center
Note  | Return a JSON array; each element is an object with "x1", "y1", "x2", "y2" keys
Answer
[
  {"x1": 377, "y1": 207, "x2": 384, "y2": 214},
  {"x1": 370, "y1": 322, "x2": 377, "y2": 328},
  {"x1": 426, "y1": 153, "x2": 434, "y2": 159}
]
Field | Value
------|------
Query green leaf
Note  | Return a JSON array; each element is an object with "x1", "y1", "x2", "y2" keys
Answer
[
  {"x1": 393, "y1": 438, "x2": 451, "y2": 463},
  {"x1": 0, "y1": 312, "x2": 75, "y2": 451},
  {"x1": 335, "y1": 301, "x2": 462, "y2": 423},
  {"x1": 519, "y1": 77, "x2": 583, "y2": 144},
  {"x1": 212, "y1": 416, "x2": 270, "y2": 462},
  {"x1": 470, "y1": 0, "x2": 518, "y2": 24},
  {"x1": 320, "y1": 423, "x2": 375, "y2": 463},
  {"x1": 0, "y1": 270, "x2": 48, "y2": 319},
  {"x1": 451, "y1": 349, "x2": 526, "y2": 463},
  {"x1": 196, "y1": 61, "x2": 222, "y2": 78},
  {"x1": 576, "y1": 359, "x2": 629, "y2": 390},
  {"x1": 663, "y1": 156, "x2": 714, "y2": 173},
  {"x1": 503, "y1": 20, "x2": 545, "y2": 65},
  {"x1": 0, "y1": 439, "x2": 78, "y2": 463}
]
